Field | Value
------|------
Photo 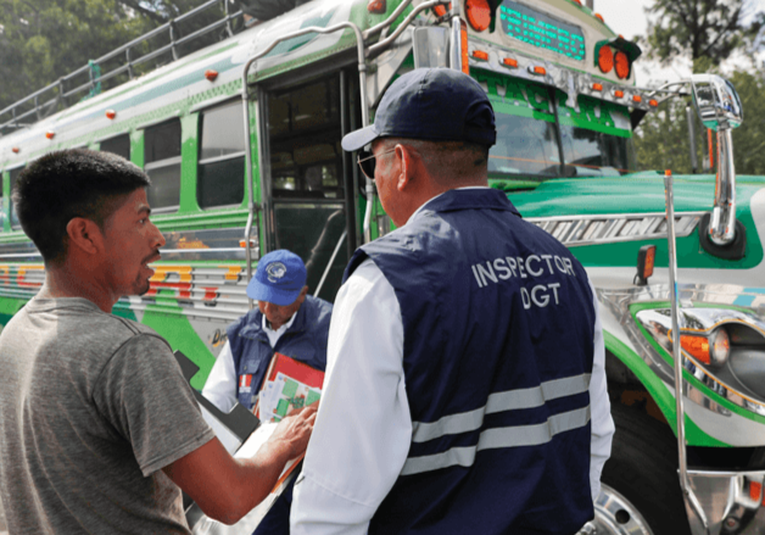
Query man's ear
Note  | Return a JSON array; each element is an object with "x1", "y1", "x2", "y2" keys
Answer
[
  {"x1": 297, "y1": 285, "x2": 309, "y2": 305},
  {"x1": 66, "y1": 217, "x2": 102, "y2": 256},
  {"x1": 396, "y1": 144, "x2": 414, "y2": 192}
]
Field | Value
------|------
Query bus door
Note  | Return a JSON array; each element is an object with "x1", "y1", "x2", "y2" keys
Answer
[{"x1": 259, "y1": 69, "x2": 360, "y2": 302}]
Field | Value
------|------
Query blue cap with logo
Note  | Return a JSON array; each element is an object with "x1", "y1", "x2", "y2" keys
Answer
[
  {"x1": 247, "y1": 249, "x2": 307, "y2": 306},
  {"x1": 341, "y1": 67, "x2": 496, "y2": 152}
]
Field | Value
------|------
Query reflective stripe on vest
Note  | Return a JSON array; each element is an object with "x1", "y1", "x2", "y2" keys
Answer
[{"x1": 403, "y1": 373, "x2": 592, "y2": 476}]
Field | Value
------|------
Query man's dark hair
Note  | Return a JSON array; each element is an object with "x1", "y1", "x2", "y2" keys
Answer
[{"x1": 12, "y1": 149, "x2": 151, "y2": 265}]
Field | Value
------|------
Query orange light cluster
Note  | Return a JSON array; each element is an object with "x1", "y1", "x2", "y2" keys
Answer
[
  {"x1": 598, "y1": 46, "x2": 630, "y2": 80},
  {"x1": 466, "y1": 0, "x2": 491, "y2": 31},
  {"x1": 614, "y1": 51, "x2": 630, "y2": 79},
  {"x1": 597, "y1": 46, "x2": 613, "y2": 74}
]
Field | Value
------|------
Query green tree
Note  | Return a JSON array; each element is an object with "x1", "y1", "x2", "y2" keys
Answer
[{"x1": 642, "y1": 0, "x2": 763, "y2": 67}]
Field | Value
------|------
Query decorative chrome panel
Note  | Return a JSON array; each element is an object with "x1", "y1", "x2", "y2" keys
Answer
[
  {"x1": 686, "y1": 470, "x2": 765, "y2": 535},
  {"x1": 598, "y1": 282, "x2": 765, "y2": 446},
  {"x1": 527, "y1": 212, "x2": 704, "y2": 246}
]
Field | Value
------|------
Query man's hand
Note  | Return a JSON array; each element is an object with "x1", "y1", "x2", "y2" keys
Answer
[
  {"x1": 163, "y1": 402, "x2": 319, "y2": 525},
  {"x1": 268, "y1": 402, "x2": 318, "y2": 460}
]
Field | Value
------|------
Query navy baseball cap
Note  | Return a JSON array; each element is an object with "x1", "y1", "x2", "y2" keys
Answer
[
  {"x1": 341, "y1": 68, "x2": 496, "y2": 152},
  {"x1": 247, "y1": 250, "x2": 307, "y2": 306}
]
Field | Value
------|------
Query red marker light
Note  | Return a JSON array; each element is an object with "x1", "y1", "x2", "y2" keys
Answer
[
  {"x1": 11, "y1": 147, "x2": 19, "y2": 154},
  {"x1": 205, "y1": 70, "x2": 219, "y2": 82},
  {"x1": 106, "y1": 109, "x2": 117, "y2": 120},
  {"x1": 46, "y1": 131, "x2": 55, "y2": 140},
  {"x1": 367, "y1": 0, "x2": 385, "y2": 14}
]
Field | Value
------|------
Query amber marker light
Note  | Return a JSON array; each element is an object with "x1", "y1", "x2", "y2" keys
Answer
[
  {"x1": 503, "y1": 57, "x2": 518, "y2": 68},
  {"x1": 632, "y1": 94, "x2": 642, "y2": 103},
  {"x1": 649, "y1": 99, "x2": 659, "y2": 107},
  {"x1": 680, "y1": 334, "x2": 712, "y2": 364},
  {"x1": 529, "y1": 65, "x2": 546, "y2": 76},
  {"x1": 45, "y1": 131, "x2": 55, "y2": 140},
  {"x1": 472, "y1": 50, "x2": 489, "y2": 61},
  {"x1": 594, "y1": 13, "x2": 604, "y2": 23},
  {"x1": 615, "y1": 51, "x2": 630, "y2": 79},
  {"x1": 592, "y1": 83, "x2": 603, "y2": 92},
  {"x1": 634, "y1": 244, "x2": 655, "y2": 286},
  {"x1": 461, "y1": 20, "x2": 469, "y2": 75},
  {"x1": 750, "y1": 481, "x2": 763, "y2": 503},
  {"x1": 367, "y1": 0, "x2": 386, "y2": 13},
  {"x1": 597, "y1": 45, "x2": 613, "y2": 73},
  {"x1": 11, "y1": 147, "x2": 19, "y2": 154},
  {"x1": 614, "y1": 90, "x2": 624, "y2": 98},
  {"x1": 205, "y1": 69, "x2": 219, "y2": 82},
  {"x1": 106, "y1": 109, "x2": 117, "y2": 119},
  {"x1": 466, "y1": 0, "x2": 491, "y2": 32},
  {"x1": 433, "y1": 2, "x2": 450, "y2": 17}
]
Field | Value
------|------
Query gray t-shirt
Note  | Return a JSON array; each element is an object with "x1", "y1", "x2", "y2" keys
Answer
[{"x1": 0, "y1": 297, "x2": 216, "y2": 534}]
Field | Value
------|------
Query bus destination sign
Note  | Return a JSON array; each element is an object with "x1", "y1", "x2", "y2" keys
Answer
[{"x1": 499, "y1": 1, "x2": 586, "y2": 61}]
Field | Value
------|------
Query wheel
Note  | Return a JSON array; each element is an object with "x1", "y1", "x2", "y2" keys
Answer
[{"x1": 594, "y1": 403, "x2": 691, "y2": 535}]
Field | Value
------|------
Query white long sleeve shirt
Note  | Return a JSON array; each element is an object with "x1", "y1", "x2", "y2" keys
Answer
[
  {"x1": 202, "y1": 313, "x2": 297, "y2": 413},
  {"x1": 291, "y1": 259, "x2": 614, "y2": 534}
]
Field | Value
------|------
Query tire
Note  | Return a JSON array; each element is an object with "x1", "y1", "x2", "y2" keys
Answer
[{"x1": 594, "y1": 403, "x2": 692, "y2": 535}]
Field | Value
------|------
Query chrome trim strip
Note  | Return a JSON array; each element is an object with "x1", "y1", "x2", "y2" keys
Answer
[{"x1": 527, "y1": 211, "x2": 704, "y2": 246}]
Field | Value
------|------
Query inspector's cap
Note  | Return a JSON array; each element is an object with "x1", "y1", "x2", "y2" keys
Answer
[
  {"x1": 247, "y1": 249, "x2": 307, "y2": 306},
  {"x1": 341, "y1": 68, "x2": 496, "y2": 152}
]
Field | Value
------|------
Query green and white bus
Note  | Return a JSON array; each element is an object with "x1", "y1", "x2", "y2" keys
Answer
[{"x1": 1, "y1": 0, "x2": 764, "y2": 533}]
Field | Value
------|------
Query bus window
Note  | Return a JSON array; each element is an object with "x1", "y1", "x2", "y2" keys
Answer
[
  {"x1": 99, "y1": 134, "x2": 130, "y2": 160},
  {"x1": 487, "y1": 78, "x2": 562, "y2": 180},
  {"x1": 144, "y1": 119, "x2": 181, "y2": 212},
  {"x1": 266, "y1": 73, "x2": 349, "y2": 301},
  {"x1": 268, "y1": 77, "x2": 344, "y2": 200},
  {"x1": 557, "y1": 93, "x2": 635, "y2": 177},
  {"x1": 9, "y1": 167, "x2": 23, "y2": 229},
  {"x1": 198, "y1": 100, "x2": 245, "y2": 209}
]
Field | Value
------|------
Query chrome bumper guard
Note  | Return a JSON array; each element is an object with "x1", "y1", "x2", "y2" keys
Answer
[{"x1": 685, "y1": 470, "x2": 765, "y2": 535}]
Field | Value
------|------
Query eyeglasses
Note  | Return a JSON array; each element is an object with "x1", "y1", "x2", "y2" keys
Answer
[{"x1": 357, "y1": 147, "x2": 397, "y2": 179}]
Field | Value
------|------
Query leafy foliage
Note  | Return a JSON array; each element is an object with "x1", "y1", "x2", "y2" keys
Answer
[{"x1": 642, "y1": 0, "x2": 763, "y2": 66}]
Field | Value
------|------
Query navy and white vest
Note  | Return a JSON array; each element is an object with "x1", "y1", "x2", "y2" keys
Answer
[
  {"x1": 226, "y1": 295, "x2": 332, "y2": 410},
  {"x1": 344, "y1": 188, "x2": 597, "y2": 534}
]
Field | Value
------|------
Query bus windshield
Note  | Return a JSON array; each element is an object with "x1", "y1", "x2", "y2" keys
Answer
[{"x1": 481, "y1": 71, "x2": 636, "y2": 183}]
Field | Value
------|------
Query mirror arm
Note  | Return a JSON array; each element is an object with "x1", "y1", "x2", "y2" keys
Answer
[{"x1": 708, "y1": 127, "x2": 737, "y2": 245}]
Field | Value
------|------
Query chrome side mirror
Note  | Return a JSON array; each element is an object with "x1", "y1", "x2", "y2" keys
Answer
[
  {"x1": 690, "y1": 74, "x2": 744, "y2": 251},
  {"x1": 690, "y1": 74, "x2": 743, "y2": 131}
]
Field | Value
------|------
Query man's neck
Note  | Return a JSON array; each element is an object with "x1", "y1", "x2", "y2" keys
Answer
[{"x1": 40, "y1": 266, "x2": 116, "y2": 313}]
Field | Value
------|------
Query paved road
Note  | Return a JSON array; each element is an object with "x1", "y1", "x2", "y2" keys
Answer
[{"x1": 0, "y1": 496, "x2": 7, "y2": 534}]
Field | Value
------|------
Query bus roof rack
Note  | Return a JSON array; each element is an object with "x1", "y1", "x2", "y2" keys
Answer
[{"x1": 0, "y1": 0, "x2": 244, "y2": 137}]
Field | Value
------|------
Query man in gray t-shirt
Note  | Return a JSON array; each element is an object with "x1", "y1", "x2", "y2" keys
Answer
[{"x1": 0, "y1": 149, "x2": 316, "y2": 534}]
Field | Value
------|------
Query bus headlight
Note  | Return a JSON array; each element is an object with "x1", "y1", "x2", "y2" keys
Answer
[
  {"x1": 636, "y1": 307, "x2": 765, "y2": 407},
  {"x1": 710, "y1": 328, "x2": 731, "y2": 367}
]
